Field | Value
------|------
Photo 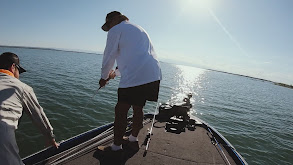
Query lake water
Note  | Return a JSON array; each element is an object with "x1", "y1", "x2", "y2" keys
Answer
[{"x1": 1, "y1": 46, "x2": 292, "y2": 164}]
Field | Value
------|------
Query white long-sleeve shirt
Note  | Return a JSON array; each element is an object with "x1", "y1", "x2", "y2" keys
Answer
[{"x1": 101, "y1": 21, "x2": 162, "y2": 88}]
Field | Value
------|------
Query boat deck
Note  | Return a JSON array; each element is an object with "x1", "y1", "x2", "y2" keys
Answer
[{"x1": 57, "y1": 118, "x2": 237, "y2": 165}]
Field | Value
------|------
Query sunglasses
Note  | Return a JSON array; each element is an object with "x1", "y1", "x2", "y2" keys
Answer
[{"x1": 15, "y1": 63, "x2": 24, "y2": 74}]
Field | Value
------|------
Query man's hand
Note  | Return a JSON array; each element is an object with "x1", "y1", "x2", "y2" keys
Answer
[
  {"x1": 46, "y1": 138, "x2": 59, "y2": 148},
  {"x1": 99, "y1": 69, "x2": 116, "y2": 88},
  {"x1": 108, "y1": 70, "x2": 116, "y2": 79},
  {"x1": 99, "y1": 78, "x2": 107, "y2": 87}
]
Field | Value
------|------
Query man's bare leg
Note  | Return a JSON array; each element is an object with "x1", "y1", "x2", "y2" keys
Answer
[
  {"x1": 131, "y1": 105, "x2": 144, "y2": 137},
  {"x1": 113, "y1": 102, "x2": 131, "y2": 146}
]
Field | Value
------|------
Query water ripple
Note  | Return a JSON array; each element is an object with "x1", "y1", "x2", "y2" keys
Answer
[{"x1": 1, "y1": 47, "x2": 292, "y2": 164}]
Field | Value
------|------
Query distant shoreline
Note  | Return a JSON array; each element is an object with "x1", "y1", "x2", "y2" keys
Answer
[
  {"x1": 1, "y1": 45, "x2": 292, "y2": 90},
  {"x1": 274, "y1": 83, "x2": 293, "y2": 89},
  {"x1": 207, "y1": 69, "x2": 273, "y2": 83},
  {"x1": 0, "y1": 45, "x2": 102, "y2": 56},
  {"x1": 207, "y1": 69, "x2": 293, "y2": 90}
]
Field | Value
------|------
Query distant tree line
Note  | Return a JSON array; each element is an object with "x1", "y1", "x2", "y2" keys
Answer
[{"x1": 274, "y1": 83, "x2": 293, "y2": 89}]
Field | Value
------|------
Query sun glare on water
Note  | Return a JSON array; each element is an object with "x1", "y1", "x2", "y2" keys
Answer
[{"x1": 170, "y1": 65, "x2": 206, "y2": 107}]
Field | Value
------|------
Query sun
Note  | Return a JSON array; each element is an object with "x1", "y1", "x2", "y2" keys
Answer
[
  {"x1": 178, "y1": 0, "x2": 217, "y2": 16},
  {"x1": 190, "y1": 0, "x2": 213, "y2": 8}
]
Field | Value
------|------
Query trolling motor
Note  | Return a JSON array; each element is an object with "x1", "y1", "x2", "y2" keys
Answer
[
  {"x1": 142, "y1": 94, "x2": 196, "y2": 157},
  {"x1": 156, "y1": 93, "x2": 196, "y2": 134},
  {"x1": 156, "y1": 93, "x2": 192, "y2": 121}
]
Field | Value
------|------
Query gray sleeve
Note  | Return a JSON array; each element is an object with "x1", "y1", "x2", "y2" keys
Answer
[{"x1": 22, "y1": 85, "x2": 55, "y2": 140}]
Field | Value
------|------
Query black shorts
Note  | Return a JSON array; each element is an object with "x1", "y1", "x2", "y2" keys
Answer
[{"x1": 118, "y1": 80, "x2": 160, "y2": 106}]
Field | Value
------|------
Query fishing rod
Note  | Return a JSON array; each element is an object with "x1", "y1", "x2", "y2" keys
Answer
[
  {"x1": 143, "y1": 101, "x2": 160, "y2": 157},
  {"x1": 207, "y1": 127, "x2": 231, "y2": 165},
  {"x1": 84, "y1": 67, "x2": 118, "y2": 108}
]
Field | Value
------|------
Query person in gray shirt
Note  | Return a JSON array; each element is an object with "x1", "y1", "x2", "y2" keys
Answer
[{"x1": 0, "y1": 52, "x2": 58, "y2": 165}]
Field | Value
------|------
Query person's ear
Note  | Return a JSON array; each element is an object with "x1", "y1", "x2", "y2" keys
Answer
[{"x1": 9, "y1": 63, "x2": 16, "y2": 73}]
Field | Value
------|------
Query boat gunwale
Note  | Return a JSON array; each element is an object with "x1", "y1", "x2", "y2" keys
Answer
[
  {"x1": 190, "y1": 114, "x2": 248, "y2": 165},
  {"x1": 22, "y1": 113, "x2": 247, "y2": 165},
  {"x1": 22, "y1": 122, "x2": 114, "y2": 164}
]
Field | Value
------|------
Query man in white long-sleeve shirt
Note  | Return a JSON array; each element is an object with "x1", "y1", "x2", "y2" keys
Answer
[
  {"x1": 0, "y1": 52, "x2": 58, "y2": 165},
  {"x1": 98, "y1": 11, "x2": 162, "y2": 153}
]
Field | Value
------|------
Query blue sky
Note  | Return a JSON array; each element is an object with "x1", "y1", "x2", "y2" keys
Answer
[{"x1": 1, "y1": 0, "x2": 292, "y2": 84}]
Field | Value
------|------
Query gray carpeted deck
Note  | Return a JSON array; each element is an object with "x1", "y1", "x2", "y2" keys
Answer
[{"x1": 61, "y1": 118, "x2": 236, "y2": 165}]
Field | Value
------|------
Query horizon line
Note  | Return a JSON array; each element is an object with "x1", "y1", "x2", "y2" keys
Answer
[
  {"x1": 1, "y1": 45, "x2": 291, "y2": 87},
  {"x1": 0, "y1": 45, "x2": 102, "y2": 55}
]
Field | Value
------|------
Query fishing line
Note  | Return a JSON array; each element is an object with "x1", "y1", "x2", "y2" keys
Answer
[
  {"x1": 84, "y1": 67, "x2": 118, "y2": 109},
  {"x1": 84, "y1": 86, "x2": 102, "y2": 108},
  {"x1": 206, "y1": 7, "x2": 249, "y2": 58}
]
